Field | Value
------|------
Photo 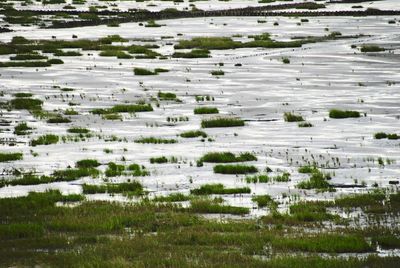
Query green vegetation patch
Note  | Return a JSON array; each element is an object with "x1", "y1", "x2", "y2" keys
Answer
[
  {"x1": 191, "y1": 184, "x2": 251, "y2": 195},
  {"x1": 213, "y1": 164, "x2": 258, "y2": 174},
  {"x1": 82, "y1": 181, "x2": 143, "y2": 196},
  {"x1": 329, "y1": 109, "x2": 360, "y2": 119},
  {"x1": 30, "y1": 134, "x2": 59, "y2": 146},
  {"x1": 200, "y1": 152, "x2": 257, "y2": 163},
  {"x1": 201, "y1": 117, "x2": 245, "y2": 128},
  {"x1": 0, "y1": 152, "x2": 23, "y2": 162},
  {"x1": 194, "y1": 107, "x2": 219, "y2": 114}
]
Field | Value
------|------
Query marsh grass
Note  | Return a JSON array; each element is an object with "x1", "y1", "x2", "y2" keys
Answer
[
  {"x1": 190, "y1": 198, "x2": 249, "y2": 215},
  {"x1": 172, "y1": 49, "x2": 210, "y2": 58},
  {"x1": 0, "y1": 152, "x2": 23, "y2": 162},
  {"x1": 194, "y1": 107, "x2": 219, "y2": 114},
  {"x1": 201, "y1": 117, "x2": 244, "y2": 128},
  {"x1": 213, "y1": 164, "x2": 258, "y2": 174},
  {"x1": 191, "y1": 184, "x2": 251, "y2": 195},
  {"x1": 91, "y1": 104, "x2": 153, "y2": 115},
  {"x1": 30, "y1": 134, "x2": 59, "y2": 146},
  {"x1": 374, "y1": 132, "x2": 399, "y2": 140},
  {"x1": 10, "y1": 98, "x2": 42, "y2": 110},
  {"x1": 200, "y1": 152, "x2": 257, "y2": 163},
  {"x1": 284, "y1": 112, "x2": 304, "y2": 122},
  {"x1": 67, "y1": 127, "x2": 90, "y2": 134},
  {"x1": 135, "y1": 137, "x2": 177, "y2": 144},
  {"x1": 82, "y1": 181, "x2": 143, "y2": 196},
  {"x1": 297, "y1": 170, "x2": 333, "y2": 191},
  {"x1": 0, "y1": 190, "x2": 398, "y2": 267},
  {"x1": 271, "y1": 234, "x2": 372, "y2": 253},
  {"x1": 360, "y1": 45, "x2": 385, "y2": 52},
  {"x1": 153, "y1": 193, "x2": 190, "y2": 202},
  {"x1": 252, "y1": 195, "x2": 278, "y2": 209},
  {"x1": 298, "y1": 122, "x2": 313, "y2": 127},
  {"x1": 180, "y1": 130, "x2": 207, "y2": 138},
  {"x1": 53, "y1": 168, "x2": 100, "y2": 181},
  {"x1": 211, "y1": 70, "x2": 224, "y2": 76},
  {"x1": 329, "y1": 109, "x2": 360, "y2": 119},
  {"x1": 47, "y1": 116, "x2": 71, "y2": 124},
  {"x1": 157, "y1": 91, "x2": 177, "y2": 101},
  {"x1": 14, "y1": 122, "x2": 32, "y2": 135},
  {"x1": 76, "y1": 159, "x2": 101, "y2": 168}
]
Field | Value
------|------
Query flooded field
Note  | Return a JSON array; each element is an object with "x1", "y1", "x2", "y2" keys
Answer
[{"x1": 0, "y1": 0, "x2": 400, "y2": 266}]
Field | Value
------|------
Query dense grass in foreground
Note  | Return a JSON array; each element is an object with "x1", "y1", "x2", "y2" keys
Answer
[{"x1": 0, "y1": 191, "x2": 399, "y2": 267}]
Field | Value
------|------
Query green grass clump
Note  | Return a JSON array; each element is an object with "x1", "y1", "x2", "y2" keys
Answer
[
  {"x1": 153, "y1": 193, "x2": 190, "y2": 202},
  {"x1": 297, "y1": 170, "x2": 333, "y2": 191},
  {"x1": 150, "y1": 156, "x2": 168, "y2": 164},
  {"x1": 172, "y1": 49, "x2": 210, "y2": 58},
  {"x1": 201, "y1": 117, "x2": 244, "y2": 128},
  {"x1": 67, "y1": 127, "x2": 90, "y2": 134},
  {"x1": 76, "y1": 159, "x2": 101, "y2": 168},
  {"x1": 135, "y1": 137, "x2": 177, "y2": 144},
  {"x1": 298, "y1": 165, "x2": 318, "y2": 174},
  {"x1": 82, "y1": 181, "x2": 143, "y2": 196},
  {"x1": 14, "y1": 92, "x2": 33, "y2": 98},
  {"x1": 99, "y1": 50, "x2": 132, "y2": 59},
  {"x1": 30, "y1": 134, "x2": 59, "y2": 146},
  {"x1": 298, "y1": 122, "x2": 313, "y2": 127},
  {"x1": 10, "y1": 98, "x2": 42, "y2": 110},
  {"x1": 284, "y1": 112, "x2": 304, "y2": 122},
  {"x1": 47, "y1": 59, "x2": 64, "y2": 65},
  {"x1": 213, "y1": 164, "x2": 258, "y2": 174},
  {"x1": 47, "y1": 116, "x2": 71, "y2": 124},
  {"x1": 374, "y1": 132, "x2": 399, "y2": 140},
  {"x1": 174, "y1": 37, "x2": 240, "y2": 50},
  {"x1": 252, "y1": 195, "x2": 277, "y2": 209},
  {"x1": 0, "y1": 61, "x2": 51, "y2": 67},
  {"x1": 245, "y1": 174, "x2": 270, "y2": 183},
  {"x1": 194, "y1": 107, "x2": 219, "y2": 114},
  {"x1": 0, "y1": 174, "x2": 56, "y2": 187},
  {"x1": 190, "y1": 198, "x2": 249, "y2": 215},
  {"x1": 10, "y1": 54, "x2": 47, "y2": 60},
  {"x1": 14, "y1": 122, "x2": 32, "y2": 135},
  {"x1": 282, "y1": 57, "x2": 290, "y2": 64},
  {"x1": 105, "y1": 162, "x2": 125, "y2": 177},
  {"x1": 92, "y1": 104, "x2": 153, "y2": 114},
  {"x1": 200, "y1": 152, "x2": 257, "y2": 163},
  {"x1": 191, "y1": 184, "x2": 251, "y2": 195},
  {"x1": 211, "y1": 70, "x2": 224, "y2": 76},
  {"x1": 0, "y1": 152, "x2": 23, "y2": 162},
  {"x1": 53, "y1": 50, "x2": 82, "y2": 56},
  {"x1": 133, "y1": 67, "x2": 157, "y2": 75},
  {"x1": 180, "y1": 130, "x2": 207, "y2": 138},
  {"x1": 157, "y1": 91, "x2": 177, "y2": 101},
  {"x1": 329, "y1": 109, "x2": 360, "y2": 119},
  {"x1": 53, "y1": 168, "x2": 100, "y2": 181},
  {"x1": 360, "y1": 45, "x2": 385, "y2": 53}
]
